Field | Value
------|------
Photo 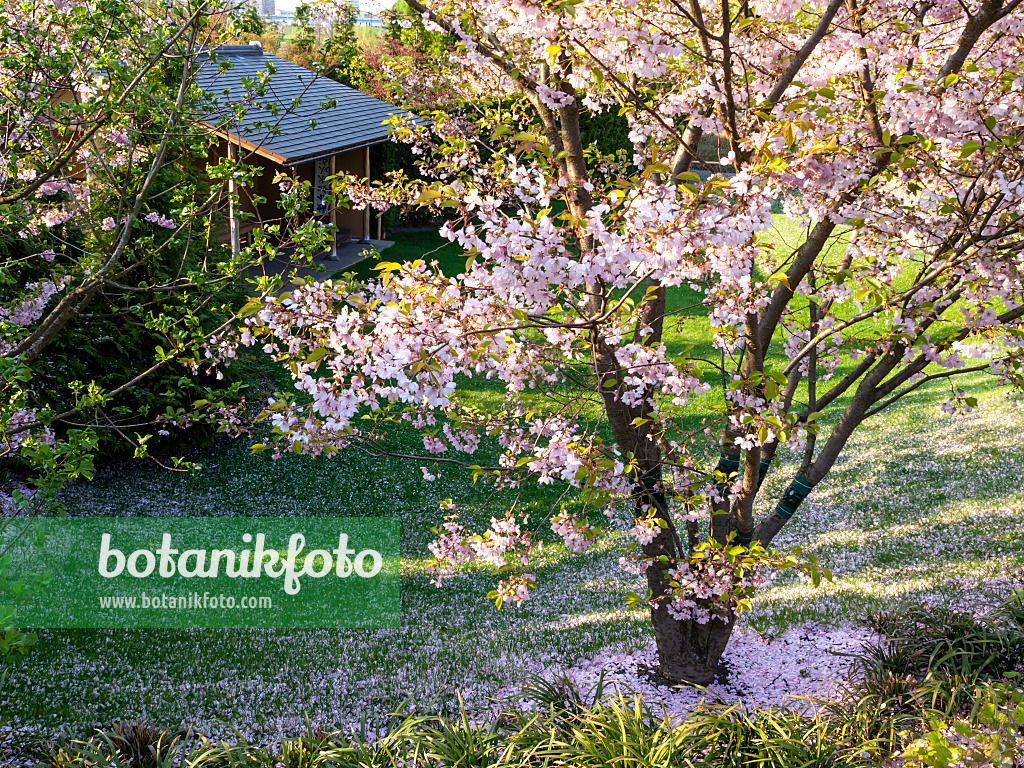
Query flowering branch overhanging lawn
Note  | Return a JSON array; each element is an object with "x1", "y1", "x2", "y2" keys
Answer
[{"x1": 0, "y1": 370, "x2": 1021, "y2": 752}]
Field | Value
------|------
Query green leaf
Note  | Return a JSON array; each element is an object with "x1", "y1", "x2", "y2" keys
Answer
[
  {"x1": 413, "y1": 189, "x2": 442, "y2": 204},
  {"x1": 306, "y1": 347, "x2": 330, "y2": 363},
  {"x1": 960, "y1": 140, "x2": 982, "y2": 157},
  {"x1": 238, "y1": 299, "x2": 262, "y2": 318}
]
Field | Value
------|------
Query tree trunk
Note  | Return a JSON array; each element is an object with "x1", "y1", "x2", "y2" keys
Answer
[
  {"x1": 638, "y1": 482, "x2": 736, "y2": 685},
  {"x1": 650, "y1": 605, "x2": 735, "y2": 685}
]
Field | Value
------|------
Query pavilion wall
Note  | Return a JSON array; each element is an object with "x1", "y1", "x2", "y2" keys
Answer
[{"x1": 210, "y1": 139, "x2": 373, "y2": 250}]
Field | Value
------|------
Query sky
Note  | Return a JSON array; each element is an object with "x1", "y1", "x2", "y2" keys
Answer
[{"x1": 273, "y1": 0, "x2": 396, "y2": 13}]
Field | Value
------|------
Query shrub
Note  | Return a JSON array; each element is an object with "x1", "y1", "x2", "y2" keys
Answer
[{"x1": 902, "y1": 677, "x2": 1024, "y2": 768}]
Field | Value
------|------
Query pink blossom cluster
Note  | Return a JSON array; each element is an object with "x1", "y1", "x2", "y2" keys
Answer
[
  {"x1": 550, "y1": 508, "x2": 596, "y2": 552},
  {"x1": 629, "y1": 505, "x2": 662, "y2": 546},
  {"x1": 0, "y1": 277, "x2": 70, "y2": 353},
  {"x1": 1, "y1": 407, "x2": 55, "y2": 454},
  {"x1": 664, "y1": 543, "x2": 796, "y2": 624},
  {"x1": 143, "y1": 211, "x2": 176, "y2": 229},
  {"x1": 493, "y1": 572, "x2": 536, "y2": 607},
  {"x1": 426, "y1": 510, "x2": 534, "y2": 592}
]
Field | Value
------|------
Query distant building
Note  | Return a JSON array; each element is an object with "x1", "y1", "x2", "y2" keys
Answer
[
  {"x1": 237, "y1": 0, "x2": 273, "y2": 18},
  {"x1": 195, "y1": 43, "x2": 418, "y2": 255}
]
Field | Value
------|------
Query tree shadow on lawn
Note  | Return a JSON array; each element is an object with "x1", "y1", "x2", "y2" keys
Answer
[
  {"x1": 0, "y1": 539, "x2": 651, "y2": 748},
  {"x1": 750, "y1": 381, "x2": 1024, "y2": 634},
  {"x1": 55, "y1": 417, "x2": 599, "y2": 555}
]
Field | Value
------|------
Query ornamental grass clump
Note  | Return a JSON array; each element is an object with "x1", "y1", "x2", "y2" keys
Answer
[
  {"x1": 30, "y1": 612, "x2": 1024, "y2": 768},
  {"x1": 512, "y1": 671, "x2": 610, "y2": 723},
  {"x1": 23, "y1": 692, "x2": 1009, "y2": 768},
  {"x1": 36, "y1": 722, "x2": 183, "y2": 768},
  {"x1": 818, "y1": 667, "x2": 927, "y2": 754},
  {"x1": 818, "y1": 594, "x2": 1024, "y2": 758},
  {"x1": 866, "y1": 598, "x2": 1024, "y2": 681},
  {"x1": 533, "y1": 700, "x2": 692, "y2": 768}
]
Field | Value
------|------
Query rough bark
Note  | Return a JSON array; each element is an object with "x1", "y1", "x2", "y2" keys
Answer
[
  {"x1": 650, "y1": 597, "x2": 735, "y2": 684},
  {"x1": 638, "y1": 481, "x2": 735, "y2": 685}
]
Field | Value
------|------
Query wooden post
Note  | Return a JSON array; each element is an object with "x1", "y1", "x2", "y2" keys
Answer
[
  {"x1": 85, "y1": 162, "x2": 93, "y2": 208},
  {"x1": 227, "y1": 141, "x2": 241, "y2": 259},
  {"x1": 359, "y1": 145, "x2": 371, "y2": 243},
  {"x1": 329, "y1": 153, "x2": 338, "y2": 259}
]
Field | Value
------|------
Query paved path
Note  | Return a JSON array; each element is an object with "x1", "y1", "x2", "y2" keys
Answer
[{"x1": 249, "y1": 239, "x2": 394, "y2": 285}]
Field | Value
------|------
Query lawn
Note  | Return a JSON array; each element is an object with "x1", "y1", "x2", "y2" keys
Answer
[{"x1": 1, "y1": 220, "x2": 1022, "y2": 755}]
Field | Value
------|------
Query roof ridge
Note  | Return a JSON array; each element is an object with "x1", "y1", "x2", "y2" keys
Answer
[
  {"x1": 195, "y1": 47, "x2": 422, "y2": 165},
  {"x1": 196, "y1": 44, "x2": 264, "y2": 56}
]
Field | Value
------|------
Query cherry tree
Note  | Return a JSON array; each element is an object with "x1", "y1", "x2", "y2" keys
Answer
[{"x1": 230, "y1": 0, "x2": 1024, "y2": 683}]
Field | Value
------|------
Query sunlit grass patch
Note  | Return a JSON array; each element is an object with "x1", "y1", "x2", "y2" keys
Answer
[{"x1": 748, "y1": 372, "x2": 1024, "y2": 631}]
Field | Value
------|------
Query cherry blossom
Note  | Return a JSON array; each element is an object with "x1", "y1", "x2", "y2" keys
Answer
[{"x1": 215, "y1": 0, "x2": 1024, "y2": 683}]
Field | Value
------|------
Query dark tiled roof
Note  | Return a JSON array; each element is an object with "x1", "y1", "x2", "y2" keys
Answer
[{"x1": 195, "y1": 45, "x2": 412, "y2": 165}]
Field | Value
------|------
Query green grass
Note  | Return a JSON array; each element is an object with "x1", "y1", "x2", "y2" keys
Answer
[
  {"x1": 2, "y1": 216, "x2": 1023, "y2": 753},
  {"x1": 25, "y1": 598, "x2": 1024, "y2": 768},
  {"x1": 338, "y1": 229, "x2": 465, "y2": 282}
]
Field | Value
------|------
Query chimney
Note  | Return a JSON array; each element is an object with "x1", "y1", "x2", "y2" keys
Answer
[{"x1": 248, "y1": 40, "x2": 263, "y2": 52}]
